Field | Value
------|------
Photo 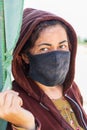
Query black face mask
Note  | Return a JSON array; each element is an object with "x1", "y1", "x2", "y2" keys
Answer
[{"x1": 27, "y1": 51, "x2": 71, "y2": 86}]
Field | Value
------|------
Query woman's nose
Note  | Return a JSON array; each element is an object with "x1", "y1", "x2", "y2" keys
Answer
[{"x1": 51, "y1": 45, "x2": 59, "y2": 51}]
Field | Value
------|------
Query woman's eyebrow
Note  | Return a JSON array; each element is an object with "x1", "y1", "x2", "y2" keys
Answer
[
  {"x1": 59, "y1": 40, "x2": 68, "y2": 44},
  {"x1": 38, "y1": 40, "x2": 68, "y2": 47},
  {"x1": 38, "y1": 43, "x2": 52, "y2": 46}
]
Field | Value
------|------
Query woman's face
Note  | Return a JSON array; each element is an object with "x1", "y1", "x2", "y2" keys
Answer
[{"x1": 29, "y1": 24, "x2": 69, "y2": 55}]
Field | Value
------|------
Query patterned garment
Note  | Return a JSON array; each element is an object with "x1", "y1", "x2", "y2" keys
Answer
[{"x1": 52, "y1": 97, "x2": 84, "y2": 130}]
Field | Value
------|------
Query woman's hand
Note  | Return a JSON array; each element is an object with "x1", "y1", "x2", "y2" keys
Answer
[{"x1": 0, "y1": 90, "x2": 35, "y2": 130}]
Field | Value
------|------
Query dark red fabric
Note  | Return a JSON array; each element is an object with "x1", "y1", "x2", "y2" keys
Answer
[{"x1": 6, "y1": 80, "x2": 87, "y2": 130}]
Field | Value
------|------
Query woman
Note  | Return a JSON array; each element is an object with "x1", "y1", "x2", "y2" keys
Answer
[{"x1": 0, "y1": 8, "x2": 87, "y2": 130}]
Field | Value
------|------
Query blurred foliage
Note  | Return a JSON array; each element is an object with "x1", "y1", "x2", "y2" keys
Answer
[{"x1": 78, "y1": 36, "x2": 87, "y2": 45}]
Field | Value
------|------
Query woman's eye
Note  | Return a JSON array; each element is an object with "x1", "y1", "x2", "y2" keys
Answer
[
  {"x1": 40, "y1": 48, "x2": 49, "y2": 52},
  {"x1": 60, "y1": 45, "x2": 65, "y2": 48},
  {"x1": 59, "y1": 44, "x2": 68, "y2": 49}
]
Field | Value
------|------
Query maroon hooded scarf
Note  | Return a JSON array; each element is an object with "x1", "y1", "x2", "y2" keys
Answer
[{"x1": 7, "y1": 8, "x2": 87, "y2": 130}]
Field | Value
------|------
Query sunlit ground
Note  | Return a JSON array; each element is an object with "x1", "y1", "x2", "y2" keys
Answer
[{"x1": 75, "y1": 44, "x2": 87, "y2": 113}]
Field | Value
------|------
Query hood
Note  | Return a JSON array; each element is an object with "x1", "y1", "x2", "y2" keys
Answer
[{"x1": 12, "y1": 8, "x2": 77, "y2": 99}]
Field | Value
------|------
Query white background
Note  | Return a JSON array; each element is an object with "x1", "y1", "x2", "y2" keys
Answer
[{"x1": 24, "y1": 0, "x2": 87, "y2": 39}]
